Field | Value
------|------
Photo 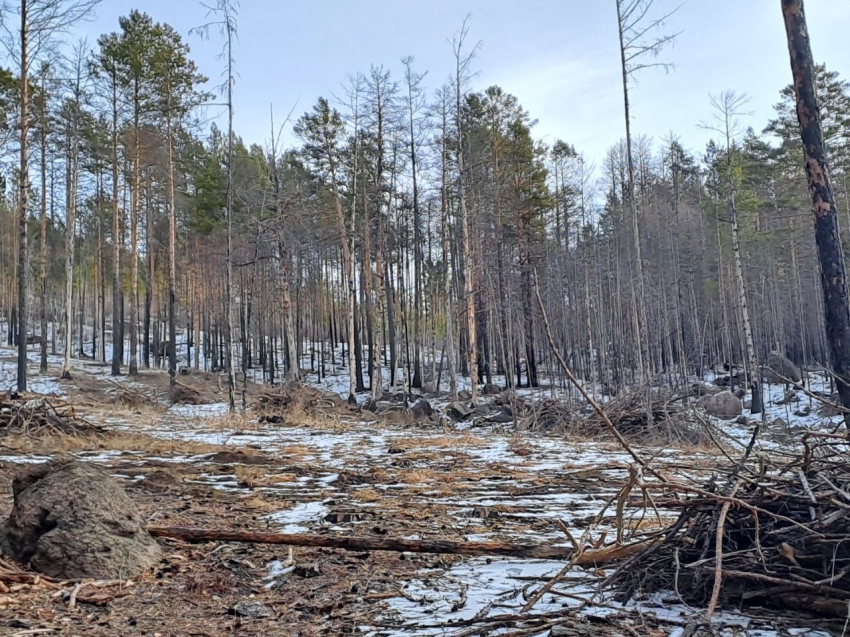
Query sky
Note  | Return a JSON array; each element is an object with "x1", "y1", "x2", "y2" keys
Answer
[{"x1": 65, "y1": 0, "x2": 850, "y2": 167}]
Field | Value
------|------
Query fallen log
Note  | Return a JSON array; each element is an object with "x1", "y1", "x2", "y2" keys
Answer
[{"x1": 147, "y1": 526, "x2": 651, "y2": 565}]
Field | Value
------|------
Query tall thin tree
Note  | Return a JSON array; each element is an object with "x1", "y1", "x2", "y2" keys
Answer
[
  {"x1": 1, "y1": 0, "x2": 102, "y2": 390},
  {"x1": 781, "y1": 0, "x2": 850, "y2": 424}
]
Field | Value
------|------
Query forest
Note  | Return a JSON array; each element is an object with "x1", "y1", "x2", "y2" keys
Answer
[
  {"x1": 0, "y1": 3, "x2": 847, "y2": 403},
  {"x1": 0, "y1": 0, "x2": 849, "y2": 636}
]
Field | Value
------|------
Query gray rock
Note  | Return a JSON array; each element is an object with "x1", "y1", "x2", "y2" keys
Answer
[
  {"x1": 691, "y1": 382, "x2": 720, "y2": 397},
  {"x1": 487, "y1": 409, "x2": 515, "y2": 424},
  {"x1": 733, "y1": 388, "x2": 746, "y2": 399},
  {"x1": 776, "y1": 389, "x2": 799, "y2": 406},
  {"x1": 230, "y1": 600, "x2": 271, "y2": 618},
  {"x1": 482, "y1": 383, "x2": 501, "y2": 396},
  {"x1": 458, "y1": 389, "x2": 472, "y2": 400},
  {"x1": 735, "y1": 415, "x2": 749, "y2": 425},
  {"x1": 794, "y1": 406, "x2": 811, "y2": 417},
  {"x1": 411, "y1": 399, "x2": 434, "y2": 420},
  {"x1": 764, "y1": 351, "x2": 802, "y2": 384},
  {"x1": 702, "y1": 391, "x2": 743, "y2": 419},
  {"x1": 771, "y1": 417, "x2": 789, "y2": 430},
  {"x1": 447, "y1": 402, "x2": 473, "y2": 419},
  {"x1": 472, "y1": 405, "x2": 495, "y2": 418},
  {"x1": 2, "y1": 461, "x2": 161, "y2": 579},
  {"x1": 743, "y1": 399, "x2": 752, "y2": 410}
]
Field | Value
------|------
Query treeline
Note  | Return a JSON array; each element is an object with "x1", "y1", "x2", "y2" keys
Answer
[{"x1": 1, "y1": 5, "x2": 848, "y2": 404}]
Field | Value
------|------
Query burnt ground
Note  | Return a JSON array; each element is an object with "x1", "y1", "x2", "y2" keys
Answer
[{"x1": 0, "y1": 445, "x2": 431, "y2": 637}]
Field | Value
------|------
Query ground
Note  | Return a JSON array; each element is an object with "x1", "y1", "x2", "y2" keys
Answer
[{"x1": 0, "y1": 344, "x2": 841, "y2": 636}]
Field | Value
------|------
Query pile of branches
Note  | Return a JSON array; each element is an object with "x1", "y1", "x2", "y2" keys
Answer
[
  {"x1": 0, "y1": 393, "x2": 103, "y2": 437},
  {"x1": 523, "y1": 386, "x2": 709, "y2": 444},
  {"x1": 608, "y1": 431, "x2": 850, "y2": 626},
  {"x1": 253, "y1": 383, "x2": 344, "y2": 423},
  {"x1": 169, "y1": 381, "x2": 201, "y2": 405},
  {"x1": 105, "y1": 379, "x2": 162, "y2": 411}
]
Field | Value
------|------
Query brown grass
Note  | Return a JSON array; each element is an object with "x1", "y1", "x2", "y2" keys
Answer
[
  {"x1": 351, "y1": 487, "x2": 382, "y2": 502},
  {"x1": 234, "y1": 465, "x2": 269, "y2": 488},
  {"x1": 397, "y1": 469, "x2": 433, "y2": 485},
  {"x1": 277, "y1": 444, "x2": 312, "y2": 459},
  {"x1": 1, "y1": 430, "x2": 223, "y2": 457}
]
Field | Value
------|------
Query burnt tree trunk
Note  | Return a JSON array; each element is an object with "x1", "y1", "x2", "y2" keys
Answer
[{"x1": 782, "y1": 0, "x2": 850, "y2": 425}]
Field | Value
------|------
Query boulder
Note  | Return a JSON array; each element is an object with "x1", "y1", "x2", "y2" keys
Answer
[
  {"x1": 733, "y1": 388, "x2": 746, "y2": 399},
  {"x1": 457, "y1": 389, "x2": 472, "y2": 401},
  {"x1": 734, "y1": 415, "x2": 749, "y2": 425},
  {"x1": 701, "y1": 391, "x2": 743, "y2": 420},
  {"x1": 472, "y1": 405, "x2": 495, "y2": 418},
  {"x1": 775, "y1": 389, "x2": 799, "y2": 406},
  {"x1": 447, "y1": 402, "x2": 473, "y2": 420},
  {"x1": 1, "y1": 461, "x2": 161, "y2": 579},
  {"x1": 764, "y1": 351, "x2": 802, "y2": 384},
  {"x1": 690, "y1": 381, "x2": 720, "y2": 397},
  {"x1": 771, "y1": 417, "x2": 789, "y2": 430},
  {"x1": 411, "y1": 399, "x2": 434, "y2": 420},
  {"x1": 481, "y1": 383, "x2": 501, "y2": 396},
  {"x1": 712, "y1": 375, "x2": 731, "y2": 388},
  {"x1": 487, "y1": 409, "x2": 515, "y2": 424},
  {"x1": 817, "y1": 398, "x2": 843, "y2": 417}
]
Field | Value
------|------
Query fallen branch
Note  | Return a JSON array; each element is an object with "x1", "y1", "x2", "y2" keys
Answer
[{"x1": 148, "y1": 526, "x2": 652, "y2": 564}]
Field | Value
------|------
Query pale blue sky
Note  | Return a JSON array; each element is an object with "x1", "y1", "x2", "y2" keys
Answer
[{"x1": 72, "y1": 0, "x2": 850, "y2": 165}]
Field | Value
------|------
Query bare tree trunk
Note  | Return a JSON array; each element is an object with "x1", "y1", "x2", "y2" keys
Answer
[
  {"x1": 455, "y1": 51, "x2": 478, "y2": 403},
  {"x1": 782, "y1": 0, "x2": 850, "y2": 424},
  {"x1": 16, "y1": 0, "x2": 29, "y2": 392},
  {"x1": 616, "y1": 7, "x2": 648, "y2": 383},
  {"x1": 729, "y1": 192, "x2": 760, "y2": 411},
  {"x1": 38, "y1": 76, "x2": 48, "y2": 374},
  {"x1": 144, "y1": 176, "x2": 153, "y2": 368},
  {"x1": 439, "y1": 89, "x2": 457, "y2": 400},
  {"x1": 129, "y1": 83, "x2": 141, "y2": 376},
  {"x1": 165, "y1": 89, "x2": 177, "y2": 385},
  {"x1": 62, "y1": 107, "x2": 79, "y2": 379},
  {"x1": 110, "y1": 75, "x2": 121, "y2": 377},
  {"x1": 223, "y1": 17, "x2": 235, "y2": 411}
]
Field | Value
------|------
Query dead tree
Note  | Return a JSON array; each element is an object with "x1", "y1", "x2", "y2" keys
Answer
[
  {"x1": 781, "y1": 0, "x2": 850, "y2": 424},
  {"x1": 614, "y1": 0, "x2": 678, "y2": 424}
]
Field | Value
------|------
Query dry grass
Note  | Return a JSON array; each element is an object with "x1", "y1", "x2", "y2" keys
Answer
[
  {"x1": 0, "y1": 430, "x2": 222, "y2": 457},
  {"x1": 397, "y1": 469, "x2": 433, "y2": 485},
  {"x1": 277, "y1": 444, "x2": 312, "y2": 459},
  {"x1": 234, "y1": 465, "x2": 269, "y2": 488},
  {"x1": 351, "y1": 487, "x2": 382, "y2": 502}
]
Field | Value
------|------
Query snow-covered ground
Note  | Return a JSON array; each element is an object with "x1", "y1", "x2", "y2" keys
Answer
[{"x1": 0, "y1": 341, "x2": 841, "y2": 635}]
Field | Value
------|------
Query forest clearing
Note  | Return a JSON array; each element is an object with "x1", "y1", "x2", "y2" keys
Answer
[
  {"x1": 0, "y1": 341, "x2": 847, "y2": 636},
  {"x1": 1, "y1": 0, "x2": 850, "y2": 635}
]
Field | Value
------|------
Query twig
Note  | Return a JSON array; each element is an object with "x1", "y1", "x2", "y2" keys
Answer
[{"x1": 705, "y1": 478, "x2": 742, "y2": 621}]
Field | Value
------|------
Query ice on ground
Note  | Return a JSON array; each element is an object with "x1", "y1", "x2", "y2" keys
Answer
[
  {"x1": 167, "y1": 402, "x2": 230, "y2": 419},
  {"x1": 267, "y1": 501, "x2": 330, "y2": 533},
  {"x1": 264, "y1": 559, "x2": 295, "y2": 589}
]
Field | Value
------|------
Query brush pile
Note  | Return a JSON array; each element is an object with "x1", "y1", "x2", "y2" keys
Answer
[
  {"x1": 168, "y1": 381, "x2": 201, "y2": 405},
  {"x1": 609, "y1": 431, "x2": 850, "y2": 626},
  {"x1": 0, "y1": 393, "x2": 102, "y2": 437},
  {"x1": 253, "y1": 383, "x2": 345, "y2": 423},
  {"x1": 522, "y1": 386, "x2": 708, "y2": 444},
  {"x1": 106, "y1": 380, "x2": 162, "y2": 411}
]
